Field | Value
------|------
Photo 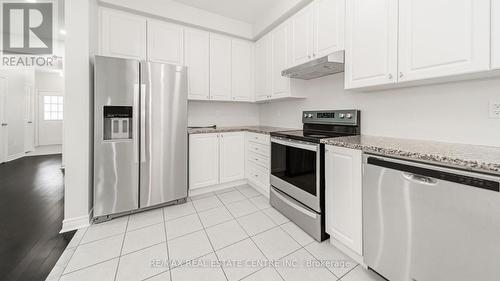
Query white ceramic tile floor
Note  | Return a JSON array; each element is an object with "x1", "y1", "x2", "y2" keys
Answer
[{"x1": 49, "y1": 184, "x2": 381, "y2": 281}]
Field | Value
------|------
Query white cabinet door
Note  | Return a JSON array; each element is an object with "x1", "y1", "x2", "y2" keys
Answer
[
  {"x1": 398, "y1": 0, "x2": 490, "y2": 82},
  {"x1": 185, "y1": 29, "x2": 210, "y2": 100},
  {"x1": 344, "y1": 0, "x2": 398, "y2": 89},
  {"x1": 147, "y1": 20, "x2": 184, "y2": 65},
  {"x1": 99, "y1": 8, "x2": 147, "y2": 60},
  {"x1": 492, "y1": 0, "x2": 500, "y2": 70},
  {"x1": 254, "y1": 35, "x2": 272, "y2": 101},
  {"x1": 314, "y1": 0, "x2": 345, "y2": 58},
  {"x1": 232, "y1": 39, "x2": 254, "y2": 102},
  {"x1": 272, "y1": 22, "x2": 291, "y2": 98},
  {"x1": 219, "y1": 132, "x2": 245, "y2": 183},
  {"x1": 210, "y1": 34, "x2": 232, "y2": 101},
  {"x1": 291, "y1": 3, "x2": 314, "y2": 66},
  {"x1": 325, "y1": 146, "x2": 363, "y2": 256},
  {"x1": 189, "y1": 133, "x2": 220, "y2": 189}
]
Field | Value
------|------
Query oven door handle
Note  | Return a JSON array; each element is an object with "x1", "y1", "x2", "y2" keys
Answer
[
  {"x1": 272, "y1": 188, "x2": 318, "y2": 219},
  {"x1": 271, "y1": 137, "x2": 318, "y2": 152}
]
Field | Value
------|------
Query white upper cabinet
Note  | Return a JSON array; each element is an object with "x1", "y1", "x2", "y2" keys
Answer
[
  {"x1": 272, "y1": 22, "x2": 291, "y2": 98},
  {"x1": 189, "y1": 133, "x2": 220, "y2": 190},
  {"x1": 492, "y1": 0, "x2": 500, "y2": 70},
  {"x1": 147, "y1": 20, "x2": 184, "y2": 65},
  {"x1": 231, "y1": 39, "x2": 254, "y2": 102},
  {"x1": 398, "y1": 0, "x2": 490, "y2": 82},
  {"x1": 99, "y1": 8, "x2": 147, "y2": 60},
  {"x1": 291, "y1": 3, "x2": 315, "y2": 66},
  {"x1": 345, "y1": 0, "x2": 398, "y2": 89},
  {"x1": 209, "y1": 34, "x2": 232, "y2": 101},
  {"x1": 325, "y1": 146, "x2": 363, "y2": 256},
  {"x1": 255, "y1": 35, "x2": 272, "y2": 101},
  {"x1": 185, "y1": 29, "x2": 210, "y2": 100},
  {"x1": 219, "y1": 132, "x2": 245, "y2": 183},
  {"x1": 314, "y1": 0, "x2": 345, "y2": 58}
]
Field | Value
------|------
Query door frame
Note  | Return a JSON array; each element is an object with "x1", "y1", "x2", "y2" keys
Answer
[
  {"x1": 0, "y1": 76, "x2": 8, "y2": 163},
  {"x1": 24, "y1": 83, "x2": 35, "y2": 153}
]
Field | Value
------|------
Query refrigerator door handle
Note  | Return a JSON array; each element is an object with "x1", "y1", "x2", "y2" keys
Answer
[
  {"x1": 133, "y1": 84, "x2": 140, "y2": 163},
  {"x1": 140, "y1": 83, "x2": 147, "y2": 163}
]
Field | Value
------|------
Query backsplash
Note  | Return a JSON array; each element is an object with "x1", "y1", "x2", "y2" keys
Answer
[{"x1": 259, "y1": 74, "x2": 500, "y2": 147}]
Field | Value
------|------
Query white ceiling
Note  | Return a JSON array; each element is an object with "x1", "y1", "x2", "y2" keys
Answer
[{"x1": 172, "y1": 0, "x2": 274, "y2": 24}]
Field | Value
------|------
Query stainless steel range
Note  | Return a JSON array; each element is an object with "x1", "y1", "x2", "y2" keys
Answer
[{"x1": 270, "y1": 110, "x2": 360, "y2": 241}]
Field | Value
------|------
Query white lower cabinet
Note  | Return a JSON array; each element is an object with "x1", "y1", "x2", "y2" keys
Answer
[
  {"x1": 189, "y1": 133, "x2": 220, "y2": 190},
  {"x1": 220, "y1": 132, "x2": 245, "y2": 183},
  {"x1": 325, "y1": 145, "x2": 363, "y2": 256},
  {"x1": 245, "y1": 132, "x2": 271, "y2": 196},
  {"x1": 189, "y1": 132, "x2": 245, "y2": 190}
]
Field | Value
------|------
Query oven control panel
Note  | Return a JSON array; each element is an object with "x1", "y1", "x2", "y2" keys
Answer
[{"x1": 302, "y1": 110, "x2": 359, "y2": 125}]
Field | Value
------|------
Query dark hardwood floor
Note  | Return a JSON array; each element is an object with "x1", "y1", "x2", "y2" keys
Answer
[{"x1": 0, "y1": 154, "x2": 75, "y2": 281}]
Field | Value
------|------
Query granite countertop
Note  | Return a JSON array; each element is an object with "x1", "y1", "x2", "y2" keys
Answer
[
  {"x1": 322, "y1": 135, "x2": 500, "y2": 176},
  {"x1": 188, "y1": 125, "x2": 296, "y2": 135}
]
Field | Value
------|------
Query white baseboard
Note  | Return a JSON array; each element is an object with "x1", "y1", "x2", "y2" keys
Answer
[
  {"x1": 60, "y1": 212, "x2": 91, "y2": 233},
  {"x1": 6, "y1": 152, "x2": 25, "y2": 162},
  {"x1": 189, "y1": 179, "x2": 248, "y2": 197}
]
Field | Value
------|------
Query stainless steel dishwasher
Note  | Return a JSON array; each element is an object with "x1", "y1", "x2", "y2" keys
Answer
[{"x1": 363, "y1": 155, "x2": 500, "y2": 281}]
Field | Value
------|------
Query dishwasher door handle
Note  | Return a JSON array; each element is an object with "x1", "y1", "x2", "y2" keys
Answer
[{"x1": 402, "y1": 172, "x2": 438, "y2": 185}]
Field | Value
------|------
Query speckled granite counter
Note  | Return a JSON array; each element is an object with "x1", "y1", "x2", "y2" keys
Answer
[
  {"x1": 188, "y1": 126, "x2": 296, "y2": 135},
  {"x1": 322, "y1": 135, "x2": 500, "y2": 175}
]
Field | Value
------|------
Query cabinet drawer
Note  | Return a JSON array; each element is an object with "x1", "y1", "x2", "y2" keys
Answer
[
  {"x1": 248, "y1": 151, "x2": 269, "y2": 170},
  {"x1": 247, "y1": 142, "x2": 270, "y2": 157},
  {"x1": 246, "y1": 132, "x2": 270, "y2": 146},
  {"x1": 247, "y1": 162, "x2": 270, "y2": 187}
]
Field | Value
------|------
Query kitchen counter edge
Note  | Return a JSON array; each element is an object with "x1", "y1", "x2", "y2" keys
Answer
[
  {"x1": 322, "y1": 135, "x2": 500, "y2": 176},
  {"x1": 188, "y1": 126, "x2": 296, "y2": 135}
]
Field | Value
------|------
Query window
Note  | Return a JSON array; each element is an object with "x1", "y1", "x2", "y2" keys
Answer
[{"x1": 43, "y1": 96, "x2": 63, "y2": 121}]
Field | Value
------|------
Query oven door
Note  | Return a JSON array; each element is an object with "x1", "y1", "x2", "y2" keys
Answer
[{"x1": 270, "y1": 137, "x2": 321, "y2": 212}]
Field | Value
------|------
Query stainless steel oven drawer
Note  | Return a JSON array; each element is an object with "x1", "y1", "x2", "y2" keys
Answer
[{"x1": 270, "y1": 187, "x2": 323, "y2": 241}]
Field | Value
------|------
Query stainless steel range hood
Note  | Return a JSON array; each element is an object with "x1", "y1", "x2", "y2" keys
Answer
[{"x1": 281, "y1": 51, "x2": 344, "y2": 80}]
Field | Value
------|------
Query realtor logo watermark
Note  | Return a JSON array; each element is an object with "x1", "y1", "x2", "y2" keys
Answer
[{"x1": 1, "y1": 1, "x2": 57, "y2": 67}]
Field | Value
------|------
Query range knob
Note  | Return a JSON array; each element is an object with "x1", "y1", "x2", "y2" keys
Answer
[
  {"x1": 346, "y1": 113, "x2": 353, "y2": 119},
  {"x1": 304, "y1": 113, "x2": 308, "y2": 118},
  {"x1": 307, "y1": 114, "x2": 313, "y2": 118},
  {"x1": 339, "y1": 113, "x2": 345, "y2": 119}
]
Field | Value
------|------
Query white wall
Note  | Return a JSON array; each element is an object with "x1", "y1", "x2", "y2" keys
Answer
[
  {"x1": 260, "y1": 75, "x2": 500, "y2": 147},
  {"x1": 100, "y1": 0, "x2": 254, "y2": 39},
  {"x1": 0, "y1": 69, "x2": 34, "y2": 159},
  {"x1": 62, "y1": 0, "x2": 93, "y2": 232},
  {"x1": 188, "y1": 101, "x2": 260, "y2": 127}
]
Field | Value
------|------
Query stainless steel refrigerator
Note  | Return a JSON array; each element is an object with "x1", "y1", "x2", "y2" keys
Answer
[{"x1": 93, "y1": 55, "x2": 188, "y2": 222}]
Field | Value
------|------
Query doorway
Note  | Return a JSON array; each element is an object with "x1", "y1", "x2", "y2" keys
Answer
[
  {"x1": 37, "y1": 91, "x2": 64, "y2": 147},
  {"x1": 0, "y1": 76, "x2": 6, "y2": 163}
]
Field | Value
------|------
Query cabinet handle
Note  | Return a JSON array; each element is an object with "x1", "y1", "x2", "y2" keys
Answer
[
  {"x1": 399, "y1": 72, "x2": 404, "y2": 78},
  {"x1": 313, "y1": 53, "x2": 316, "y2": 58},
  {"x1": 387, "y1": 73, "x2": 393, "y2": 80}
]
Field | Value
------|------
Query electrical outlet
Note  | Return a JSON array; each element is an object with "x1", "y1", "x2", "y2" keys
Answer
[{"x1": 490, "y1": 101, "x2": 500, "y2": 119}]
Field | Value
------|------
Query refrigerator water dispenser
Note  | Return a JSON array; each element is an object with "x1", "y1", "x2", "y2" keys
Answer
[{"x1": 103, "y1": 106, "x2": 132, "y2": 141}]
